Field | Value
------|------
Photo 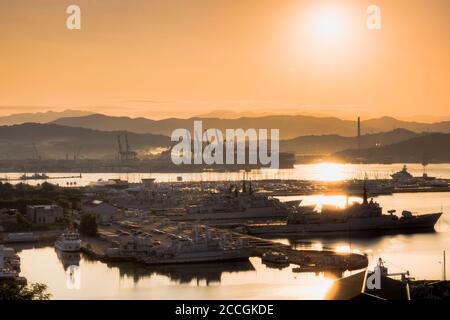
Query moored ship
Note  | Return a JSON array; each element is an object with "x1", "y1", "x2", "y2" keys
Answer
[
  {"x1": 178, "y1": 181, "x2": 289, "y2": 221},
  {"x1": 55, "y1": 231, "x2": 81, "y2": 252},
  {"x1": 106, "y1": 225, "x2": 251, "y2": 265},
  {"x1": 262, "y1": 251, "x2": 289, "y2": 265},
  {"x1": 248, "y1": 185, "x2": 442, "y2": 236},
  {"x1": 20, "y1": 173, "x2": 49, "y2": 180}
]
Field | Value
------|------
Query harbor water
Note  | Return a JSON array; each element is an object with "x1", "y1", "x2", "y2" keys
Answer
[
  {"x1": 16, "y1": 249, "x2": 335, "y2": 300},
  {"x1": 3, "y1": 163, "x2": 450, "y2": 186},
  {"x1": 14, "y1": 191, "x2": 450, "y2": 300}
]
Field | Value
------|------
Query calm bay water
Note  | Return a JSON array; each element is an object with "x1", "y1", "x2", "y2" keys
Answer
[
  {"x1": 16, "y1": 249, "x2": 335, "y2": 300},
  {"x1": 15, "y1": 191, "x2": 450, "y2": 300},
  {"x1": 3, "y1": 163, "x2": 450, "y2": 186},
  {"x1": 9, "y1": 164, "x2": 450, "y2": 299}
]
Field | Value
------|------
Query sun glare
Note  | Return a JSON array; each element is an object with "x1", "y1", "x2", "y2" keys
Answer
[
  {"x1": 296, "y1": 4, "x2": 353, "y2": 49},
  {"x1": 313, "y1": 8, "x2": 348, "y2": 40},
  {"x1": 335, "y1": 245, "x2": 352, "y2": 253},
  {"x1": 311, "y1": 163, "x2": 346, "y2": 181}
]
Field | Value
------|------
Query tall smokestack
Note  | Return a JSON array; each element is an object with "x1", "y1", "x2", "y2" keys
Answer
[{"x1": 357, "y1": 117, "x2": 361, "y2": 149}]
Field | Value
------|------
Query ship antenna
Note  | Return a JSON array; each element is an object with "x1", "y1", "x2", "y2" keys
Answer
[{"x1": 363, "y1": 180, "x2": 368, "y2": 204}]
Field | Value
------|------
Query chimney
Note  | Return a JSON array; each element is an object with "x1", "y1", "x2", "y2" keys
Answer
[{"x1": 357, "y1": 117, "x2": 361, "y2": 149}]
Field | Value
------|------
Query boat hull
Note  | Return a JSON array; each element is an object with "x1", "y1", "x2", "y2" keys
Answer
[
  {"x1": 141, "y1": 248, "x2": 251, "y2": 265},
  {"x1": 55, "y1": 240, "x2": 81, "y2": 252},
  {"x1": 180, "y1": 208, "x2": 287, "y2": 221},
  {"x1": 248, "y1": 213, "x2": 442, "y2": 236}
]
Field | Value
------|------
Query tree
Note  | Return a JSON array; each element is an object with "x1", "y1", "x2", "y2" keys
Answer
[
  {"x1": 0, "y1": 282, "x2": 51, "y2": 300},
  {"x1": 79, "y1": 213, "x2": 98, "y2": 236}
]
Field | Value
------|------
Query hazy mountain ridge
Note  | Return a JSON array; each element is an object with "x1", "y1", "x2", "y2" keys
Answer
[
  {"x1": 0, "y1": 110, "x2": 93, "y2": 126},
  {"x1": 281, "y1": 128, "x2": 423, "y2": 155},
  {"x1": 335, "y1": 133, "x2": 450, "y2": 163},
  {"x1": 0, "y1": 123, "x2": 170, "y2": 160},
  {"x1": 51, "y1": 113, "x2": 450, "y2": 140},
  {"x1": 0, "y1": 122, "x2": 430, "y2": 161}
]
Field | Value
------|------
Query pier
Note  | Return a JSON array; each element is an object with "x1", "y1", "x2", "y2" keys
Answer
[
  {"x1": 0, "y1": 174, "x2": 82, "y2": 183},
  {"x1": 80, "y1": 221, "x2": 368, "y2": 273}
]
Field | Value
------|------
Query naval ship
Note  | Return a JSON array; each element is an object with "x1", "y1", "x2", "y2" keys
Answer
[
  {"x1": 248, "y1": 186, "x2": 442, "y2": 236},
  {"x1": 106, "y1": 225, "x2": 251, "y2": 264},
  {"x1": 179, "y1": 181, "x2": 288, "y2": 221}
]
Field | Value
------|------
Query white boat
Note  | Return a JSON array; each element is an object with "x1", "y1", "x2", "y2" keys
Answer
[
  {"x1": 55, "y1": 231, "x2": 81, "y2": 252},
  {"x1": 391, "y1": 165, "x2": 413, "y2": 182},
  {"x1": 0, "y1": 245, "x2": 26, "y2": 283},
  {"x1": 20, "y1": 173, "x2": 49, "y2": 180}
]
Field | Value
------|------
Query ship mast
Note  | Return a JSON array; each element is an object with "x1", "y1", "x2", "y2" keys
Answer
[
  {"x1": 444, "y1": 250, "x2": 447, "y2": 281},
  {"x1": 363, "y1": 180, "x2": 368, "y2": 204}
]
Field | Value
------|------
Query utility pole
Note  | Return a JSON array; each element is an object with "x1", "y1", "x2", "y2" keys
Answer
[
  {"x1": 357, "y1": 117, "x2": 362, "y2": 149},
  {"x1": 117, "y1": 135, "x2": 123, "y2": 161}
]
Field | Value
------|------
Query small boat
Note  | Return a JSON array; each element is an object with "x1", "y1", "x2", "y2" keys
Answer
[
  {"x1": 20, "y1": 173, "x2": 49, "y2": 180},
  {"x1": 262, "y1": 251, "x2": 289, "y2": 265},
  {"x1": 55, "y1": 231, "x2": 81, "y2": 252}
]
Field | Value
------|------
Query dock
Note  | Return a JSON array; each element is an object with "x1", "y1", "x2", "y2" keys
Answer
[
  {"x1": 80, "y1": 222, "x2": 368, "y2": 273},
  {"x1": 1, "y1": 174, "x2": 82, "y2": 182}
]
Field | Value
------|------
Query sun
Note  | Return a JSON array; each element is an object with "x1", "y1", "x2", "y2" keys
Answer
[
  {"x1": 313, "y1": 8, "x2": 348, "y2": 41},
  {"x1": 300, "y1": 5, "x2": 352, "y2": 47}
]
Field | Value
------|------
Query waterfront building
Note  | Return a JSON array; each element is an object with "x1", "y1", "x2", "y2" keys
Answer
[
  {"x1": 26, "y1": 205, "x2": 64, "y2": 225},
  {"x1": 81, "y1": 200, "x2": 118, "y2": 225}
]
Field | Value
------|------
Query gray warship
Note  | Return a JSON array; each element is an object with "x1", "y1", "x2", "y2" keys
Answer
[{"x1": 248, "y1": 186, "x2": 442, "y2": 236}]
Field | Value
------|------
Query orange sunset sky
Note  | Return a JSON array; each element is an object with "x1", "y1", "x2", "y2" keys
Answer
[{"x1": 0, "y1": 0, "x2": 449, "y2": 120}]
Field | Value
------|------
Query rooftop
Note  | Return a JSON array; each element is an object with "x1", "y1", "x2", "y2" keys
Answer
[{"x1": 325, "y1": 270, "x2": 410, "y2": 300}]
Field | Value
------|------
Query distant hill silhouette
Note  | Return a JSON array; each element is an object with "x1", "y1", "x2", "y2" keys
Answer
[
  {"x1": 51, "y1": 113, "x2": 450, "y2": 140},
  {"x1": 0, "y1": 123, "x2": 170, "y2": 160},
  {"x1": 0, "y1": 110, "x2": 93, "y2": 126},
  {"x1": 0, "y1": 122, "x2": 433, "y2": 161},
  {"x1": 335, "y1": 133, "x2": 450, "y2": 163},
  {"x1": 281, "y1": 129, "x2": 423, "y2": 155}
]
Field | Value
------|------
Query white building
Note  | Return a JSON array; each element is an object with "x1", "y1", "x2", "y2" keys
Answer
[{"x1": 81, "y1": 200, "x2": 118, "y2": 225}]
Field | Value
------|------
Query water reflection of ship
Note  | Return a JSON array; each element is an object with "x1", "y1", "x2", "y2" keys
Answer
[
  {"x1": 106, "y1": 260, "x2": 255, "y2": 285},
  {"x1": 262, "y1": 261, "x2": 289, "y2": 270},
  {"x1": 55, "y1": 248, "x2": 81, "y2": 270},
  {"x1": 292, "y1": 266, "x2": 344, "y2": 279}
]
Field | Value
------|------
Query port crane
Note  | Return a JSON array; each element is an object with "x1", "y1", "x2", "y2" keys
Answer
[
  {"x1": 32, "y1": 142, "x2": 41, "y2": 161},
  {"x1": 74, "y1": 145, "x2": 83, "y2": 160},
  {"x1": 117, "y1": 134, "x2": 138, "y2": 161}
]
